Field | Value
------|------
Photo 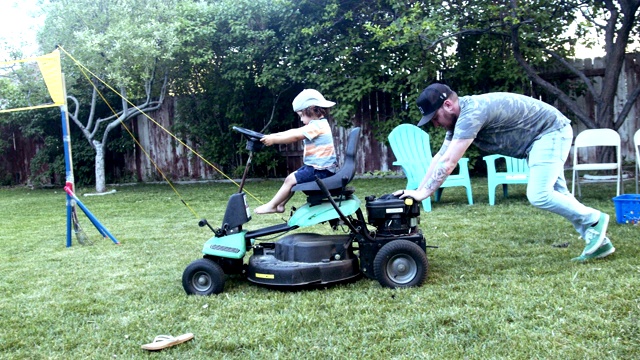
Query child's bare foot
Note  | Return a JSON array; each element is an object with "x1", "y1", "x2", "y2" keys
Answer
[
  {"x1": 254, "y1": 204, "x2": 285, "y2": 214},
  {"x1": 254, "y1": 204, "x2": 276, "y2": 214}
]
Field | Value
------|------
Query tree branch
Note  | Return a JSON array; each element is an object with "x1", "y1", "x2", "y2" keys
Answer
[
  {"x1": 86, "y1": 86, "x2": 97, "y2": 131},
  {"x1": 66, "y1": 95, "x2": 96, "y2": 148},
  {"x1": 421, "y1": 27, "x2": 511, "y2": 51},
  {"x1": 602, "y1": 0, "x2": 618, "y2": 60},
  {"x1": 615, "y1": 82, "x2": 640, "y2": 129},
  {"x1": 508, "y1": 0, "x2": 596, "y2": 128},
  {"x1": 540, "y1": 47, "x2": 599, "y2": 99},
  {"x1": 261, "y1": 83, "x2": 294, "y2": 133},
  {"x1": 99, "y1": 74, "x2": 169, "y2": 146}
]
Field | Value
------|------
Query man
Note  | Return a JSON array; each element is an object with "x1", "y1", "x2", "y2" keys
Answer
[{"x1": 395, "y1": 83, "x2": 614, "y2": 261}]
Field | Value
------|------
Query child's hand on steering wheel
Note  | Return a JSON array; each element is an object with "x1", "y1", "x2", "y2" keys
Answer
[{"x1": 260, "y1": 135, "x2": 275, "y2": 146}]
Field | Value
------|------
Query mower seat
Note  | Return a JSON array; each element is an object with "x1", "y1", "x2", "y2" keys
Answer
[{"x1": 291, "y1": 127, "x2": 361, "y2": 202}]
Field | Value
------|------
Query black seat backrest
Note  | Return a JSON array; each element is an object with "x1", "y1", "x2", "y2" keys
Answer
[{"x1": 290, "y1": 127, "x2": 361, "y2": 196}]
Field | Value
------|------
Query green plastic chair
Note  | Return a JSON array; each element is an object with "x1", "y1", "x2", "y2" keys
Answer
[
  {"x1": 483, "y1": 154, "x2": 529, "y2": 205},
  {"x1": 388, "y1": 124, "x2": 473, "y2": 212}
]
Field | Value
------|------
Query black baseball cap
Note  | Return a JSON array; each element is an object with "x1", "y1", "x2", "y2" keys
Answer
[{"x1": 416, "y1": 83, "x2": 453, "y2": 126}]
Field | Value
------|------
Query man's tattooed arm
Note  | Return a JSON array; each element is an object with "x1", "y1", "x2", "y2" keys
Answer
[
  {"x1": 422, "y1": 143, "x2": 450, "y2": 192},
  {"x1": 424, "y1": 160, "x2": 449, "y2": 192},
  {"x1": 437, "y1": 143, "x2": 449, "y2": 157}
]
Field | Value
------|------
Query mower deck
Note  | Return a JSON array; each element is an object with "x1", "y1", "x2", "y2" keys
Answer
[{"x1": 247, "y1": 233, "x2": 361, "y2": 286}]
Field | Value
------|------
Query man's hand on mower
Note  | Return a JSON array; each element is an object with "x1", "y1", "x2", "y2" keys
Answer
[{"x1": 394, "y1": 188, "x2": 428, "y2": 202}]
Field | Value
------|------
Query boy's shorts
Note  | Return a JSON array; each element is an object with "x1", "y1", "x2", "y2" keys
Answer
[{"x1": 294, "y1": 165, "x2": 335, "y2": 184}]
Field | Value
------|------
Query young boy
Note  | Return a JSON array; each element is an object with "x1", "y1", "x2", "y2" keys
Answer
[{"x1": 254, "y1": 89, "x2": 337, "y2": 214}]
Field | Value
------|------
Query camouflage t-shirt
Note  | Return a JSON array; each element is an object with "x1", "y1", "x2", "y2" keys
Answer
[{"x1": 446, "y1": 93, "x2": 570, "y2": 158}]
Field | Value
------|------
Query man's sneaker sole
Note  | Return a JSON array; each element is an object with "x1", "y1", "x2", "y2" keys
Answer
[
  {"x1": 572, "y1": 238, "x2": 615, "y2": 262},
  {"x1": 583, "y1": 213, "x2": 610, "y2": 255}
]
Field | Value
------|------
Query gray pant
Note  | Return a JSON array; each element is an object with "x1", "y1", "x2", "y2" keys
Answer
[{"x1": 526, "y1": 125, "x2": 600, "y2": 239}]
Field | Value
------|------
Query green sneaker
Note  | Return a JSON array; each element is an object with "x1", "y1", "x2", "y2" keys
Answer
[
  {"x1": 583, "y1": 212, "x2": 609, "y2": 255},
  {"x1": 572, "y1": 237, "x2": 615, "y2": 262}
]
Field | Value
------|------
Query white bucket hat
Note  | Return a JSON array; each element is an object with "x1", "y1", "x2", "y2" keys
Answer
[{"x1": 292, "y1": 89, "x2": 336, "y2": 112}]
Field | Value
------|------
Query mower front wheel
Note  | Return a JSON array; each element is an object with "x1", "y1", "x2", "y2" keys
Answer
[
  {"x1": 182, "y1": 258, "x2": 226, "y2": 295},
  {"x1": 373, "y1": 240, "x2": 428, "y2": 289}
]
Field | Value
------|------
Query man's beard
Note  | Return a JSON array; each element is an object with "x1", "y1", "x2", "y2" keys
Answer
[{"x1": 445, "y1": 113, "x2": 458, "y2": 131}]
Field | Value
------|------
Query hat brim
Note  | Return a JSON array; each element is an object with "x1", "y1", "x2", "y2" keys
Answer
[
  {"x1": 293, "y1": 100, "x2": 336, "y2": 112},
  {"x1": 317, "y1": 100, "x2": 336, "y2": 108},
  {"x1": 417, "y1": 111, "x2": 436, "y2": 127}
]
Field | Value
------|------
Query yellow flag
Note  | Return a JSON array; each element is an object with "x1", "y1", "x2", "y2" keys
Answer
[{"x1": 36, "y1": 49, "x2": 64, "y2": 106}]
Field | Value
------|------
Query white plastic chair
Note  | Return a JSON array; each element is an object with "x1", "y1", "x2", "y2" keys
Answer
[
  {"x1": 571, "y1": 128, "x2": 622, "y2": 197},
  {"x1": 634, "y1": 129, "x2": 640, "y2": 194}
]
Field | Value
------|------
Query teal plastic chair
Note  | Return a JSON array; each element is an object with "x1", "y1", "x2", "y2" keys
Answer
[
  {"x1": 388, "y1": 124, "x2": 473, "y2": 212},
  {"x1": 483, "y1": 154, "x2": 529, "y2": 205}
]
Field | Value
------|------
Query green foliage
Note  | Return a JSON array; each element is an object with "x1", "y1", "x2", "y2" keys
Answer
[
  {"x1": 284, "y1": 0, "x2": 431, "y2": 128},
  {"x1": 0, "y1": 57, "x2": 64, "y2": 185},
  {"x1": 171, "y1": 0, "x2": 438, "y2": 170},
  {"x1": 170, "y1": 0, "x2": 299, "y2": 174},
  {"x1": 69, "y1": 137, "x2": 96, "y2": 186},
  {"x1": 1, "y1": 61, "x2": 53, "y2": 113},
  {"x1": 366, "y1": 0, "x2": 580, "y2": 94},
  {"x1": 28, "y1": 135, "x2": 64, "y2": 186},
  {"x1": 39, "y1": 0, "x2": 180, "y2": 92}
]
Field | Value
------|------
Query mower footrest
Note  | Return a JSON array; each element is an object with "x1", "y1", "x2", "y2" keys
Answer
[{"x1": 246, "y1": 223, "x2": 298, "y2": 240}]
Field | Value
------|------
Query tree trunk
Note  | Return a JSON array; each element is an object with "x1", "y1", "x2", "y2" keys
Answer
[{"x1": 94, "y1": 140, "x2": 106, "y2": 193}]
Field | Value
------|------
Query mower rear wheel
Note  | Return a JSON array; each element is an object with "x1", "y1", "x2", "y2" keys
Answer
[
  {"x1": 182, "y1": 258, "x2": 225, "y2": 295},
  {"x1": 373, "y1": 240, "x2": 428, "y2": 288}
]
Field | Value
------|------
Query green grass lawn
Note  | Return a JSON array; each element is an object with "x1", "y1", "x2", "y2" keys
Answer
[{"x1": 0, "y1": 176, "x2": 638, "y2": 359}]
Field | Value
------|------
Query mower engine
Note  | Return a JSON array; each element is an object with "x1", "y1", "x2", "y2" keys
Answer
[{"x1": 365, "y1": 194, "x2": 421, "y2": 235}]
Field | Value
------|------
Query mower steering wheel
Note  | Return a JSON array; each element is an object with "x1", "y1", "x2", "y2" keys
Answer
[{"x1": 233, "y1": 126, "x2": 265, "y2": 142}]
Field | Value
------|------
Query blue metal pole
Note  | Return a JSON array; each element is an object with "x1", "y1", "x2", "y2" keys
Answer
[
  {"x1": 60, "y1": 74, "x2": 119, "y2": 247},
  {"x1": 60, "y1": 106, "x2": 74, "y2": 247},
  {"x1": 66, "y1": 194, "x2": 72, "y2": 247},
  {"x1": 70, "y1": 193, "x2": 120, "y2": 245}
]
